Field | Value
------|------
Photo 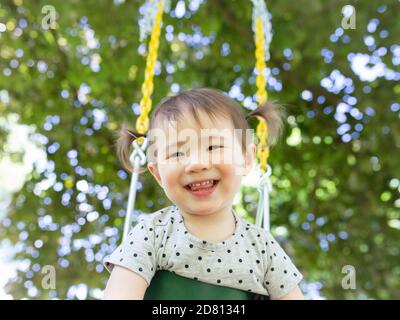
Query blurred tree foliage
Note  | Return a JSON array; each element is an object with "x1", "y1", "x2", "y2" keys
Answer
[{"x1": 0, "y1": 0, "x2": 399, "y2": 299}]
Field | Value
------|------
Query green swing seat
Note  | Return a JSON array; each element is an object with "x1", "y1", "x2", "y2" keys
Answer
[{"x1": 144, "y1": 271, "x2": 259, "y2": 300}]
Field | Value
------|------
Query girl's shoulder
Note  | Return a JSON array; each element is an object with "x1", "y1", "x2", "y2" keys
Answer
[
  {"x1": 136, "y1": 205, "x2": 178, "y2": 228},
  {"x1": 234, "y1": 213, "x2": 278, "y2": 244}
]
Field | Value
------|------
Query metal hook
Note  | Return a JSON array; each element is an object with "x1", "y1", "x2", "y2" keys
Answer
[
  {"x1": 256, "y1": 164, "x2": 272, "y2": 193},
  {"x1": 129, "y1": 137, "x2": 148, "y2": 169},
  {"x1": 255, "y1": 163, "x2": 272, "y2": 231}
]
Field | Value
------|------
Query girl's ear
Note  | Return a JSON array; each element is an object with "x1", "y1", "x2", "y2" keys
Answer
[
  {"x1": 147, "y1": 162, "x2": 163, "y2": 187},
  {"x1": 243, "y1": 143, "x2": 256, "y2": 176}
]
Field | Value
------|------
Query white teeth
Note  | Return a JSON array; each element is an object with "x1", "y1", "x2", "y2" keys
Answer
[{"x1": 189, "y1": 180, "x2": 214, "y2": 188}]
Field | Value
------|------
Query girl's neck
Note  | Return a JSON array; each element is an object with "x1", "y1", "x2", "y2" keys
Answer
[{"x1": 178, "y1": 206, "x2": 236, "y2": 244}]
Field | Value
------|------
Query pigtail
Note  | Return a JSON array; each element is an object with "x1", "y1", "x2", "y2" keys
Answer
[
  {"x1": 246, "y1": 101, "x2": 286, "y2": 147},
  {"x1": 116, "y1": 124, "x2": 147, "y2": 174}
]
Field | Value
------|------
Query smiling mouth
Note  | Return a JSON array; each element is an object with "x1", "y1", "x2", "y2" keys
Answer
[{"x1": 184, "y1": 179, "x2": 220, "y2": 192}]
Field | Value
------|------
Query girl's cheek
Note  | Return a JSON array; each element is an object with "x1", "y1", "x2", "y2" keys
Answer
[
  {"x1": 163, "y1": 165, "x2": 182, "y2": 187},
  {"x1": 219, "y1": 165, "x2": 241, "y2": 184}
]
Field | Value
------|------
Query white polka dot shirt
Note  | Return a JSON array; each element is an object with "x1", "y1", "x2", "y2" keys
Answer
[{"x1": 104, "y1": 205, "x2": 303, "y2": 299}]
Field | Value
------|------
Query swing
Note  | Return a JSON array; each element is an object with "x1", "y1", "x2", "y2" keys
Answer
[{"x1": 123, "y1": 0, "x2": 273, "y2": 300}]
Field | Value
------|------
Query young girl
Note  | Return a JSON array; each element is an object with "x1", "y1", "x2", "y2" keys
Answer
[{"x1": 103, "y1": 88, "x2": 304, "y2": 300}]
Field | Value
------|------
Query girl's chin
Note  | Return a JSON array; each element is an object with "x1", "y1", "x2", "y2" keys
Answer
[{"x1": 177, "y1": 204, "x2": 220, "y2": 216}]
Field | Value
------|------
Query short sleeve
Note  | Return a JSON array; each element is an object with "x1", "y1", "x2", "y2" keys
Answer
[
  {"x1": 263, "y1": 232, "x2": 303, "y2": 299},
  {"x1": 103, "y1": 220, "x2": 156, "y2": 286}
]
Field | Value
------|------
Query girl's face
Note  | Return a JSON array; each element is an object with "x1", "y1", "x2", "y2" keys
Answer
[{"x1": 147, "y1": 110, "x2": 256, "y2": 217}]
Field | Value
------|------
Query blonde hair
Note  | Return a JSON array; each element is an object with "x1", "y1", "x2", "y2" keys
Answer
[{"x1": 117, "y1": 88, "x2": 286, "y2": 173}]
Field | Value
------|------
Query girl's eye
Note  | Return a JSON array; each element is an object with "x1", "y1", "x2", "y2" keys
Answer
[
  {"x1": 170, "y1": 151, "x2": 184, "y2": 158},
  {"x1": 209, "y1": 145, "x2": 223, "y2": 151}
]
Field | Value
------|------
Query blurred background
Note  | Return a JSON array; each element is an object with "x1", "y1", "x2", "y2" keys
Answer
[{"x1": 0, "y1": 0, "x2": 399, "y2": 300}]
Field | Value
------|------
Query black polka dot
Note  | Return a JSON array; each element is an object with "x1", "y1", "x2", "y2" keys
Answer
[
  {"x1": 280, "y1": 285, "x2": 284, "y2": 289},
  {"x1": 227, "y1": 250, "x2": 231, "y2": 253},
  {"x1": 235, "y1": 242, "x2": 239, "y2": 245},
  {"x1": 149, "y1": 228, "x2": 153, "y2": 231},
  {"x1": 257, "y1": 234, "x2": 260, "y2": 237},
  {"x1": 238, "y1": 280, "x2": 242, "y2": 283},
  {"x1": 273, "y1": 253, "x2": 277, "y2": 256},
  {"x1": 120, "y1": 249, "x2": 122, "y2": 253},
  {"x1": 184, "y1": 231, "x2": 188, "y2": 234},
  {"x1": 246, "y1": 250, "x2": 250, "y2": 253},
  {"x1": 265, "y1": 281, "x2": 270, "y2": 285},
  {"x1": 239, "y1": 259, "x2": 243, "y2": 263},
  {"x1": 158, "y1": 219, "x2": 162, "y2": 223},
  {"x1": 265, "y1": 242, "x2": 268, "y2": 245},
  {"x1": 252, "y1": 243, "x2": 255, "y2": 246},
  {"x1": 198, "y1": 256, "x2": 202, "y2": 260},
  {"x1": 148, "y1": 252, "x2": 152, "y2": 256},
  {"x1": 271, "y1": 241, "x2": 274, "y2": 244},
  {"x1": 120, "y1": 258, "x2": 123, "y2": 262},
  {"x1": 249, "y1": 269, "x2": 253, "y2": 273},
  {"x1": 256, "y1": 260, "x2": 260, "y2": 264},
  {"x1": 138, "y1": 267, "x2": 143, "y2": 272},
  {"x1": 160, "y1": 244, "x2": 164, "y2": 248},
  {"x1": 207, "y1": 268, "x2": 211, "y2": 272},
  {"x1": 229, "y1": 269, "x2": 233, "y2": 273},
  {"x1": 144, "y1": 237, "x2": 148, "y2": 241},
  {"x1": 130, "y1": 241, "x2": 133, "y2": 245},
  {"x1": 261, "y1": 250, "x2": 265, "y2": 254},
  {"x1": 246, "y1": 228, "x2": 249, "y2": 231},
  {"x1": 271, "y1": 267, "x2": 275, "y2": 271},
  {"x1": 162, "y1": 254, "x2": 166, "y2": 258},
  {"x1": 284, "y1": 270, "x2": 287, "y2": 274},
  {"x1": 141, "y1": 226, "x2": 144, "y2": 229},
  {"x1": 194, "y1": 277, "x2": 198, "y2": 280},
  {"x1": 217, "y1": 280, "x2": 221, "y2": 283},
  {"x1": 176, "y1": 252, "x2": 180, "y2": 256},
  {"x1": 133, "y1": 253, "x2": 137, "y2": 257},
  {"x1": 218, "y1": 259, "x2": 222, "y2": 263},
  {"x1": 189, "y1": 244, "x2": 193, "y2": 248},
  {"x1": 202, "y1": 241, "x2": 207, "y2": 244},
  {"x1": 284, "y1": 256, "x2": 287, "y2": 260},
  {"x1": 185, "y1": 264, "x2": 189, "y2": 268},
  {"x1": 294, "y1": 273, "x2": 298, "y2": 277}
]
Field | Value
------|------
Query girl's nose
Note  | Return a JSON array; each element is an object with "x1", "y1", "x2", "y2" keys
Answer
[{"x1": 184, "y1": 153, "x2": 211, "y2": 173}]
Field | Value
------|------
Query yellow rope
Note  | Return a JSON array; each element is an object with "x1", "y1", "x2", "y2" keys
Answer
[
  {"x1": 134, "y1": 1, "x2": 269, "y2": 171},
  {"x1": 136, "y1": 0, "x2": 164, "y2": 143},
  {"x1": 254, "y1": 17, "x2": 269, "y2": 171}
]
